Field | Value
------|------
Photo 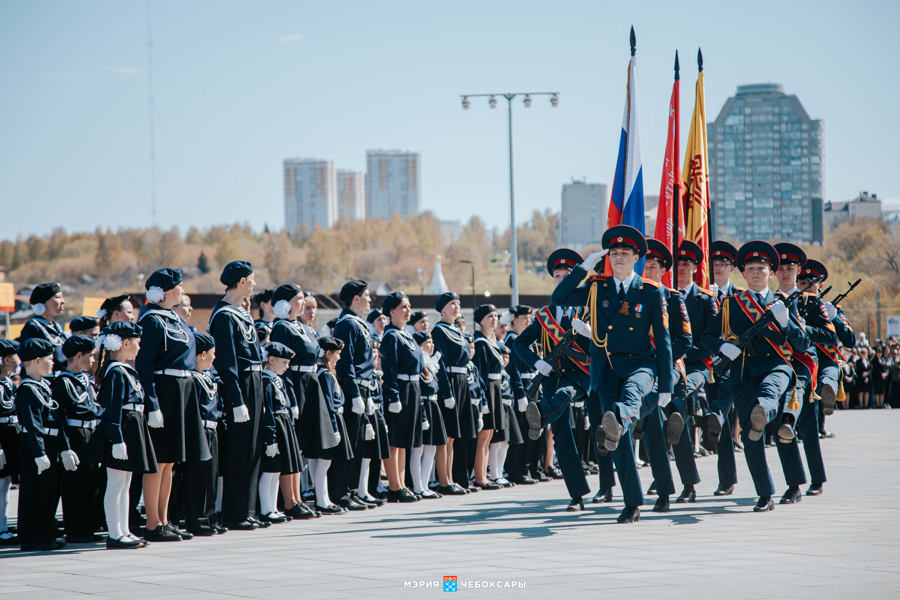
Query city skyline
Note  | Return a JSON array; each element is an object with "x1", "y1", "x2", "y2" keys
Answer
[{"x1": 1, "y1": 1, "x2": 898, "y2": 240}]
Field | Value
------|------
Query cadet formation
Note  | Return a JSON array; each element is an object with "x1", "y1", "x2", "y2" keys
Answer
[{"x1": 0, "y1": 228, "x2": 859, "y2": 550}]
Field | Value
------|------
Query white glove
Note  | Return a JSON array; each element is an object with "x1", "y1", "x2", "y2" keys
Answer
[
  {"x1": 422, "y1": 419, "x2": 430, "y2": 431},
  {"x1": 265, "y1": 443, "x2": 279, "y2": 457},
  {"x1": 658, "y1": 393, "x2": 672, "y2": 408},
  {"x1": 480, "y1": 402, "x2": 490, "y2": 415},
  {"x1": 770, "y1": 300, "x2": 789, "y2": 328},
  {"x1": 0, "y1": 449, "x2": 6, "y2": 470},
  {"x1": 517, "y1": 397, "x2": 528, "y2": 412},
  {"x1": 112, "y1": 443, "x2": 128, "y2": 461},
  {"x1": 470, "y1": 394, "x2": 480, "y2": 406},
  {"x1": 351, "y1": 396, "x2": 365, "y2": 415},
  {"x1": 476, "y1": 415, "x2": 484, "y2": 431},
  {"x1": 581, "y1": 249, "x2": 608, "y2": 272},
  {"x1": 147, "y1": 409, "x2": 164, "y2": 429},
  {"x1": 583, "y1": 416, "x2": 591, "y2": 431},
  {"x1": 720, "y1": 342, "x2": 742, "y2": 360},
  {"x1": 535, "y1": 360, "x2": 553, "y2": 376},
  {"x1": 34, "y1": 454, "x2": 51, "y2": 475},
  {"x1": 60, "y1": 449, "x2": 80, "y2": 471},
  {"x1": 572, "y1": 318, "x2": 592, "y2": 338},
  {"x1": 502, "y1": 398, "x2": 513, "y2": 407},
  {"x1": 365, "y1": 423, "x2": 375, "y2": 440},
  {"x1": 366, "y1": 397, "x2": 376, "y2": 415},
  {"x1": 337, "y1": 406, "x2": 344, "y2": 414},
  {"x1": 335, "y1": 431, "x2": 342, "y2": 444},
  {"x1": 443, "y1": 396, "x2": 456, "y2": 410},
  {"x1": 824, "y1": 302, "x2": 838, "y2": 321},
  {"x1": 388, "y1": 401, "x2": 402, "y2": 414},
  {"x1": 291, "y1": 405, "x2": 300, "y2": 420},
  {"x1": 233, "y1": 405, "x2": 250, "y2": 423}
]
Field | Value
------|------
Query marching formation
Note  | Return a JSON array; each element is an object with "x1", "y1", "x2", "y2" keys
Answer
[{"x1": 0, "y1": 229, "x2": 857, "y2": 550}]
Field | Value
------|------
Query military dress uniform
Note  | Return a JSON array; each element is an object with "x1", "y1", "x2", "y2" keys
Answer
[
  {"x1": 551, "y1": 227, "x2": 674, "y2": 522},
  {"x1": 503, "y1": 314, "x2": 540, "y2": 484},
  {"x1": 186, "y1": 364, "x2": 222, "y2": 534},
  {"x1": 381, "y1": 323, "x2": 425, "y2": 451}
]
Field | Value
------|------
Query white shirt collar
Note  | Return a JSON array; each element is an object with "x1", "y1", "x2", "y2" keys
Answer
[
  {"x1": 679, "y1": 281, "x2": 694, "y2": 295},
  {"x1": 613, "y1": 272, "x2": 636, "y2": 291}
]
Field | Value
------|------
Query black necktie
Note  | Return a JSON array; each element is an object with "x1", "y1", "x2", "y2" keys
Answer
[{"x1": 618, "y1": 284, "x2": 625, "y2": 303}]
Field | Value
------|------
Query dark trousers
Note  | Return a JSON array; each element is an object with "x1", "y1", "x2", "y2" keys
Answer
[
  {"x1": 671, "y1": 369, "x2": 704, "y2": 487},
  {"x1": 798, "y1": 397, "x2": 826, "y2": 486},
  {"x1": 223, "y1": 371, "x2": 263, "y2": 523},
  {"x1": 716, "y1": 413, "x2": 738, "y2": 488},
  {"x1": 17, "y1": 435, "x2": 61, "y2": 547},
  {"x1": 452, "y1": 437, "x2": 476, "y2": 489},
  {"x1": 185, "y1": 428, "x2": 218, "y2": 528},
  {"x1": 61, "y1": 426, "x2": 104, "y2": 538},
  {"x1": 542, "y1": 387, "x2": 589, "y2": 500},
  {"x1": 642, "y1": 406, "x2": 676, "y2": 496},
  {"x1": 776, "y1": 376, "x2": 809, "y2": 487},
  {"x1": 505, "y1": 408, "x2": 530, "y2": 480}
]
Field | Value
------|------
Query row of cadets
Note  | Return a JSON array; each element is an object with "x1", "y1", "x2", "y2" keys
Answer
[
  {"x1": 208, "y1": 260, "x2": 267, "y2": 530},
  {"x1": 501, "y1": 305, "x2": 541, "y2": 486},
  {"x1": 516, "y1": 249, "x2": 592, "y2": 510},
  {"x1": 0, "y1": 340, "x2": 21, "y2": 543},
  {"x1": 258, "y1": 341, "x2": 305, "y2": 523},
  {"x1": 136, "y1": 267, "x2": 210, "y2": 542},
  {"x1": 771, "y1": 243, "x2": 837, "y2": 504},
  {"x1": 702, "y1": 241, "x2": 809, "y2": 512},
  {"x1": 639, "y1": 239, "x2": 692, "y2": 513},
  {"x1": 552, "y1": 225, "x2": 674, "y2": 523},
  {"x1": 704, "y1": 240, "x2": 741, "y2": 497},
  {"x1": 414, "y1": 330, "x2": 449, "y2": 498},
  {"x1": 430, "y1": 292, "x2": 473, "y2": 495},
  {"x1": 97, "y1": 321, "x2": 156, "y2": 548}
]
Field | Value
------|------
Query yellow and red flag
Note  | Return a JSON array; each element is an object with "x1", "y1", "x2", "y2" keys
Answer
[{"x1": 682, "y1": 49, "x2": 710, "y2": 287}]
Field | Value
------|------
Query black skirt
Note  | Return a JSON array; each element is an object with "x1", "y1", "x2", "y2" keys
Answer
[
  {"x1": 0, "y1": 423, "x2": 19, "y2": 480},
  {"x1": 104, "y1": 410, "x2": 159, "y2": 474},
  {"x1": 386, "y1": 380, "x2": 423, "y2": 450},
  {"x1": 421, "y1": 397, "x2": 448, "y2": 446},
  {"x1": 444, "y1": 371, "x2": 476, "y2": 440},
  {"x1": 262, "y1": 412, "x2": 303, "y2": 475},
  {"x1": 315, "y1": 411, "x2": 353, "y2": 461},
  {"x1": 492, "y1": 403, "x2": 523, "y2": 444},
  {"x1": 150, "y1": 374, "x2": 211, "y2": 464},
  {"x1": 288, "y1": 371, "x2": 319, "y2": 452},
  {"x1": 359, "y1": 408, "x2": 390, "y2": 460},
  {"x1": 481, "y1": 380, "x2": 507, "y2": 432}
]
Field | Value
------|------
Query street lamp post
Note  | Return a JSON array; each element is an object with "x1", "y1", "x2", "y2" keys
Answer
[
  {"x1": 461, "y1": 91, "x2": 559, "y2": 306},
  {"x1": 459, "y1": 259, "x2": 476, "y2": 313}
]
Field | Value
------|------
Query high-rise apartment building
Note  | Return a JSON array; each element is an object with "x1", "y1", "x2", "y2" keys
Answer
[
  {"x1": 283, "y1": 159, "x2": 337, "y2": 233},
  {"x1": 337, "y1": 170, "x2": 365, "y2": 222},
  {"x1": 365, "y1": 149, "x2": 421, "y2": 220},
  {"x1": 558, "y1": 181, "x2": 608, "y2": 248}
]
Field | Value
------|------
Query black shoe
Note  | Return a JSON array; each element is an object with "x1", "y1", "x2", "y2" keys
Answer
[
  {"x1": 339, "y1": 498, "x2": 368, "y2": 511},
  {"x1": 753, "y1": 495, "x2": 775, "y2": 512},
  {"x1": 144, "y1": 524, "x2": 182, "y2": 541},
  {"x1": 510, "y1": 475, "x2": 537, "y2": 485},
  {"x1": 566, "y1": 497, "x2": 584, "y2": 512},
  {"x1": 212, "y1": 524, "x2": 228, "y2": 534},
  {"x1": 285, "y1": 503, "x2": 318, "y2": 519},
  {"x1": 714, "y1": 483, "x2": 735, "y2": 496},
  {"x1": 646, "y1": 482, "x2": 657, "y2": 496},
  {"x1": 106, "y1": 536, "x2": 145, "y2": 549},
  {"x1": 436, "y1": 484, "x2": 468, "y2": 496},
  {"x1": 386, "y1": 488, "x2": 419, "y2": 503},
  {"x1": 806, "y1": 483, "x2": 823, "y2": 496},
  {"x1": 225, "y1": 519, "x2": 259, "y2": 531},
  {"x1": 601, "y1": 411, "x2": 623, "y2": 451},
  {"x1": 779, "y1": 486, "x2": 802, "y2": 504},
  {"x1": 632, "y1": 418, "x2": 644, "y2": 441},
  {"x1": 675, "y1": 486, "x2": 696, "y2": 503},
  {"x1": 545, "y1": 466, "x2": 563, "y2": 480},
  {"x1": 467, "y1": 485, "x2": 480, "y2": 493},
  {"x1": 474, "y1": 481, "x2": 501, "y2": 490},
  {"x1": 248, "y1": 517, "x2": 271, "y2": 528},
  {"x1": 819, "y1": 384, "x2": 836, "y2": 415},
  {"x1": 592, "y1": 489, "x2": 613, "y2": 503},
  {"x1": 734, "y1": 441, "x2": 744, "y2": 451},
  {"x1": 617, "y1": 506, "x2": 640, "y2": 523},
  {"x1": 706, "y1": 414, "x2": 723, "y2": 446},
  {"x1": 664, "y1": 412, "x2": 685, "y2": 445},
  {"x1": 652, "y1": 495, "x2": 670, "y2": 513},
  {"x1": 166, "y1": 523, "x2": 193, "y2": 540},
  {"x1": 418, "y1": 489, "x2": 442, "y2": 499},
  {"x1": 315, "y1": 504, "x2": 345, "y2": 515},
  {"x1": 525, "y1": 402, "x2": 543, "y2": 441},
  {"x1": 260, "y1": 512, "x2": 288, "y2": 523},
  {"x1": 776, "y1": 423, "x2": 795, "y2": 444},
  {"x1": 532, "y1": 470, "x2": 552, "y2": 482},
  {"x1": 187, "y1": 525, "x2": 216, "y2": 536},
  {"x1": 748, "y1": 405, "x2": 767, "y2": 442}
]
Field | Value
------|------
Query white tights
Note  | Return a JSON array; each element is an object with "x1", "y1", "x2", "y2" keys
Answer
[
  {"x1": 105, "y1": 468, "x2": 132, "y2": 540},
  {"x1": 309, "y1": 458, "x2": 332, "y2": 507},
  {"x1": 0, "y1": 476, "x2": 10, "y2": 532},
  {"x1": 488, "y1": 441, "x2": 509, "y2": 481},
  {"x1": 409, "y1": 446, "x2": 437, "y2": 493},
  {"x1": 356, "y1": 458, "x2": 371, "y2": 498},
  {"x1": 259, "y1": 472, "x2": 280, "y2": 516}
]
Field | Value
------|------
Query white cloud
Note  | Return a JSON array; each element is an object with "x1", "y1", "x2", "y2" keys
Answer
[
  {"x1": 275, "y1": 33, "x2": 303, "y2": 44},
  {"x1": 107, "y1": 66, "x2": 139, "y2": 76}
]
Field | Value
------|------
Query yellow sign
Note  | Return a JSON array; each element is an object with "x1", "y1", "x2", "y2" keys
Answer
[
  {"x1": 7, "y1": 323, "x2": 24, "y2": 340},
  {"x1": 0, "y1": 282, "x2": 14, "y2": 312},
  {"x1": 82, "y1": 297, "x2": 105, "y2": 318}
]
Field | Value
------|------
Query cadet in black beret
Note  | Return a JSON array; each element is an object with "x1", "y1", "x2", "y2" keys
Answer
[
  {"x1": 474, "y1": 304, "x2": 497, "y2": 325},
  {"x1": 69, "y1": 316, "x2": 100, "y2": 338},
  {"x1": 366, "y1": 308, "x2": 387, "y2": 343},
  {"x1": 20, "y1": 283, "x2": 66, "y2": 372},
  {"x1": 220, "y1": 261, "x2": 254, "y2": 288},
  {"x1": 255, "y1": 322, "x2": 271, "y2": 346},
  {"x1": 0, "y1": 340, "x2": 19, "y2": 543},
  {"x1": 435, "y1": 291, "x2": 460, "y2": 313},
  {"x1": 194, "y1": 332, "x2": 215, "y2": 354},
  {"x1": 409, "y1": 311, "x2": 428, "y2": 333},
  {"x1": 144, "y1": 268, "x2": 183, "y2": 304},
  {"x1": 253, "y1": 289, "x2": 276, "y2": 340},
  {"x1": 264, "y1": 341, "x2": 294, "y2": 360},
  {"x1": 472, "y1": 303, "x2": 506, "y2": 489},
  {"x1": 382, "y1": 291, "x2": 406, "y2": 315},
  {"x1": 318, "y1": 336, "x2": 344, "y2": 352},
  {"x1": 97, "y1": 295, "x2": 135, "y2": 328},
  {"x1": 413, "y1": 331, "x2": 431, "y2": 345},
  {"x1": 339, "y1": 280, "x2": 368, "y2": 307}
]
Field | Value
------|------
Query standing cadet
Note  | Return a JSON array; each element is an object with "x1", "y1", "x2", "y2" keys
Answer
[
  {"x1": 472, "y1": 304, "x2": 506, "y2": 490},
  {"x1": 209, "y1": 260, "x2": 266, "y2": 530},
  {"x1": 69, "y1": 316, "x2": 100, "y2": 339},
  {"x1": 97, "y1": 295, "x2": 136, "y2": 328},
  {"x1": 671, "y1": 240, "x2": 718, "y2": 502},
  {"x1": 703, "y1": 241, "x2": 809, "y2": 512},
  {"x1": 0, "y1": 340, "x2": 20, "y2": 545},
  {"x1": 414, "y1": 330, "x2": 448, "y2": 498},
  {"x1": 20, "y1": 283, "x2": 67, "y2": 372},
  {"x1": 503, "y1": 305, "x2": 539, "y2": 485},
  {"x1": 551, "y1": 226, "x2": 674, "y2": 523},
  {"x1": 311, "y1": 336, "x2": 351, "y2": 514},
  {"x1": 253, "y1": 289, "x2": 275, "y2": 341},
  {"x1": 516, "y1": 248, "x2": 592, "y2": 510}
]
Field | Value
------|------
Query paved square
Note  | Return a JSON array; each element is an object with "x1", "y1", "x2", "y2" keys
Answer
[{"x1": 1, "y1": 410, "x2": 898, "y2": 599}]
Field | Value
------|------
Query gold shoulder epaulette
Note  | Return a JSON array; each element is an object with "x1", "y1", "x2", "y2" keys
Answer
[
  {"x1": 697, "y1": 287, "x2": 715, "y2": 297},
  {"x1": 641, "y1": 278, "x2": 660, "y2": 288}
]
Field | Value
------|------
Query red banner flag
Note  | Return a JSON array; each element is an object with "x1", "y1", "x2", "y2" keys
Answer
[{"x1": 654, "y1": 56, "x2": 685, "y2": 288}]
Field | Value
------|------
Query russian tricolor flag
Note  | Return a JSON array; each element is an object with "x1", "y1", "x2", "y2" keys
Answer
[{"x1": 607, "y1": 43, "x2": 645, "y2": 267}]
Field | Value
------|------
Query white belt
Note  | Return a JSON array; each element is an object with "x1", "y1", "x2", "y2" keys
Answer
[
  {"x1": 519, "y1": 373, "x2": 537, "y2": 380},
  {"x1": 155, "y1": 369, "x2": 191, "y2": 378},
  {"x1": 486, "y1": 373, "x2": 502, "y2": 381},
  {"x1": 242, "y1": 364, "x2": 263, "y2": 373},
  {"x1": 290, "y1": 365, "x2": 316, "y2": 373},
  {"x1": 203, "y1": 419, "x2": 218, "y2": 430},
  {"x1": 122, "y1": 403, "x2": 144, "y2": 413},
  {"x1": 397, "y1": 374, "x2": 420, "y2": 382},
  {"x1": 67, "y1": 419, "x2": 98, "y2": 429},
  {"x1": 448, "y1": 366, "x2": 468, "y2": 374},
  {"x1": 0, "y1": 416, "x2": 18, "y2": 424},
  {"x1": 43, "y1": 427, "x2": 59, "y2": 436},
  {"x1": 275, "y1": 408, "x2": 290, "y2": 416},
  {"x1": 422, "y1": 395, "x2": 437, "y2": 401},
  {"x1": 572, "y1": 401, "x2": 585, "y2": 409},
  {"x1": 356, "y1": 378, "x2": 377, "y2": 390}
]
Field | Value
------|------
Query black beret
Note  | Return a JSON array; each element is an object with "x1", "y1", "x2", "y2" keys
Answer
[
  {"x1": 382, "y1": 291, "x2": 407, "y2": 314},
  {"x1": 146, "y1": 268, "x2": 183, "y2": 292},
  {"x1": 474, "y1": 304, "x2": 497, "y2": 325},
  {"x1": 409, "y1": 311, "x2": 426, "y2": 326},
  {"x1": 220, "y1": 260, "x2": 254, "y2": 286},
  {"x1": 546, "y1": 248, "x2": 583, "y2": 275},
  {"x1": 18, "y1": 338, "x2": 55, "y2": 362},
  {"x1": 645, "y1": 238, "x2": 673, "y2": 271},
  {"x1": 69, "y1": 315, "x2": 99, "y2": 333},
  {"x1": 677, "y1": 240, "x2": 704, "y2": 265},
  {"x1": 318, "y1": 335, "x2": 344, "y2": 352},
  {"x1": 194, "y1": 332, "x2": 215, "y2": 354},
  {"x1": 30, "y1": 282, "x2": 61, "y2": 305},
  {"x1": 511, "y1": 305, "x2": 533, "y2": 317},
  {"x1": 413, "y1": 331, "x2": 431, "y2": 345},
  {"x1": 102, "y1": 321, "x2": 142, "y2": 339},
  {"x1": 602, "y1": 225, "x2": 647, "y2": 257},
  {"x1": 435, "y1": 291, "x2": 460, "y2": 312},
  {"x1": 773, "y1": 242, "x2": 807, "y2": 269},
  {"x1": 264, "y1": 341, "x2": 294, "y2": 360},
  {"x1": 339, "y1": 280, "x2": 368, "y2": 306},
  {"x1": 366, "y1": 308, "x2": 384, "y2": 324},
  {"x1": 62, "y1": 334, "x2": 97, "y2": 359},
  {"x1": 272, "y1": 284, "x2": 302, "y2": 305},
  {"x1": 0, "y1": 339, "x2": 19, "y2": 357}
]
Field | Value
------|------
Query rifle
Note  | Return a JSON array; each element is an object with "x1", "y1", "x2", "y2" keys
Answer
[
  {"x1": 525, "y1": 310, "x2": 590, "y2": 401},
  {"x1": 829, "y1": 278, "x2": 861, "y2": 307},
  {"x1": 817, "y1": 285, "x2": 832, "y2": 299},
  {"x1": 710, "y1": 276, "x2": 821, "y2": 377}
]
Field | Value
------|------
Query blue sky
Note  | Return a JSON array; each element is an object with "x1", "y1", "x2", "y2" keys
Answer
[{"x1": 1, "y1": 0, "x2": 898, "y2": 240}]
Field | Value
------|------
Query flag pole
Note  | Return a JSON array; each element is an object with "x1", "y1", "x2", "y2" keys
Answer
[
  {"x1": 699, "y1": 47, "x2": 711, "y2": 249},
  {"x1": 673, "y1": 51, "x2": 680, "y2": 270}
]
